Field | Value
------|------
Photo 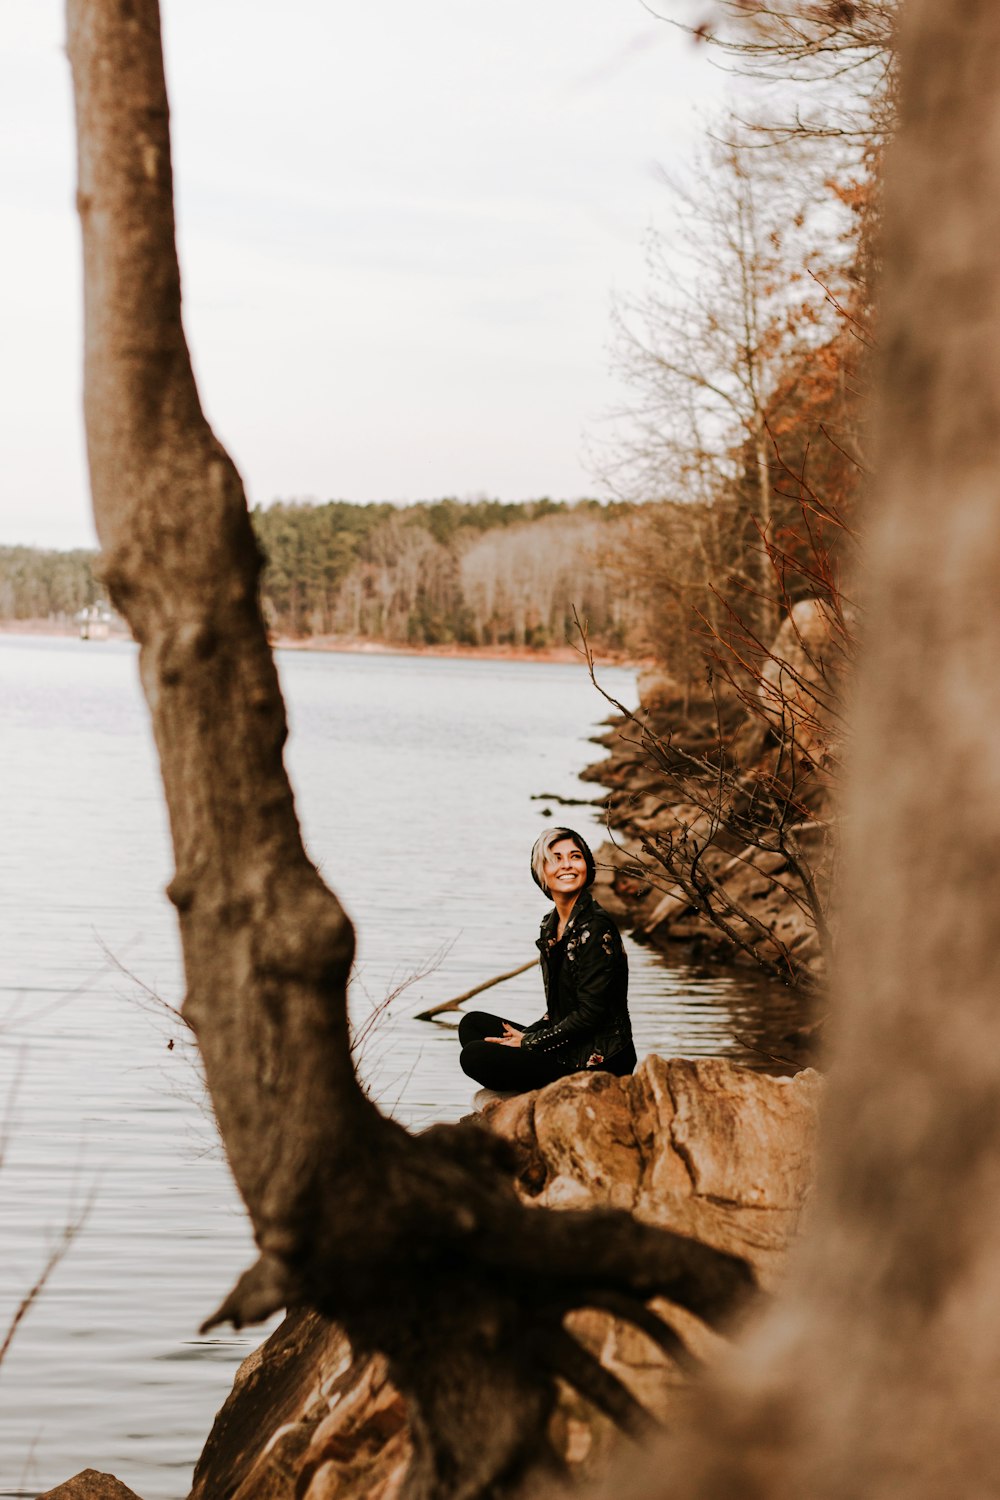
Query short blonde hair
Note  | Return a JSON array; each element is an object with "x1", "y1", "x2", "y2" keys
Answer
[{"x1": 530, "y1": 827, "x2": 595, "y2": 896}]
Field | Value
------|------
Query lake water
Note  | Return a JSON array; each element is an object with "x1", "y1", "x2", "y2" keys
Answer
[{"x1": 0, "y1": 635, "x2": 797, "y2": 1497}]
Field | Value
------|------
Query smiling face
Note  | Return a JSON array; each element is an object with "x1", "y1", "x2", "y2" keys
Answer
[{"x1": 542, "y1": 837, "x2": 588, "y2": 898}]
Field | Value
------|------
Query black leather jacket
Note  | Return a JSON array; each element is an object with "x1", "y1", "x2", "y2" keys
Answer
[{"x1": 520, "y1": 890, "x2": 633, "y2": 1069}]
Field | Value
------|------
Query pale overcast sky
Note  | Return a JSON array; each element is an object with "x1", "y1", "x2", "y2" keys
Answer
[{"x1": 2, "y1": 1, "x2": 727, "y2": 550}]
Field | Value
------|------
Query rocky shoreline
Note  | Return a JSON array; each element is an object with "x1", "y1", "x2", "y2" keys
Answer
[{"x1": 579, "y1": 669, "x2": 830, "y2": 1007}]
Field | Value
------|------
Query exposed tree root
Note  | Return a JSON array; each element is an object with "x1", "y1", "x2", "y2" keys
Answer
[
  {"x1": 201, "y1": 1114, "x2": 756, "y2": 1498},
  {"x1": 540, "y1": 1324, "x2": 657, "y2": 1440}
]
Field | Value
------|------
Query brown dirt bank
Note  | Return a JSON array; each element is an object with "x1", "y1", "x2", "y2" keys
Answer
[
  {"x1": 0, "y1": 621, "x2": 647, "y2": 668},
  {"x1": 0, "y1": 618, "x2": 133, "y2": 641},
  {"x1": 0, "y1": 618, "x2": 86, "y2": 637},
  {"x1": 269, "y1": 632, "x2": 648, "y2": 667}
]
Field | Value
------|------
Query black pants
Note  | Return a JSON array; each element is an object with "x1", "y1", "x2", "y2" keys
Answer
[{"x1": 458, "y1": 1010, "x2": 636, "y2": 1095}]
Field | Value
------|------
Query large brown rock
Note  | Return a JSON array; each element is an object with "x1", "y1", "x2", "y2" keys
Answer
[
  {"x1": 636, "y1": 665, "x2": 684, "y2": 711},
  {"x1": 757, "y1": 597, "x2": 848, "y2": 764},
  {"x1": 184, "y1": 1056, "x2": 820, "y2": 1498},
  {"x1": 38, "y1": 1474, "x2": 144, "y2": 1500},
  {"x1": 503, "y1": 1057, "x2": 820, "y2": 1276}
]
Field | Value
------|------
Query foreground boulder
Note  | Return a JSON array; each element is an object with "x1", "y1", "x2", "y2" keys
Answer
[{"x1": 188, "y1": 1056, "x2": 821, "y2": 1499}]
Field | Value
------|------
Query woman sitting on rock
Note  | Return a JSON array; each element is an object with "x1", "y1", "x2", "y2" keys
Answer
[{"x1": 459, "y1": 827, "x2": 636, "y2": 1094}]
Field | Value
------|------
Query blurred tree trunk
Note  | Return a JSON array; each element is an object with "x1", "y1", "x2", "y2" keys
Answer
[
  {"x1": 66, "y1": 4, "x2": 753, "y2": 1496},
  {"x1": 614, "y1": 2, "x2": 1000, "y2": 1494}
]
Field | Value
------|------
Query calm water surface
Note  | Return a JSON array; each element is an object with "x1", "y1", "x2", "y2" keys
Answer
[{"x1": 0, "y1": 637, "x2": 796, "y2": 1497}]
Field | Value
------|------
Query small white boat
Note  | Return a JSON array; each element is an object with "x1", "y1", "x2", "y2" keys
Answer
[{"x1": 76, "y1": 603, "x2": 114, "y2": 641}]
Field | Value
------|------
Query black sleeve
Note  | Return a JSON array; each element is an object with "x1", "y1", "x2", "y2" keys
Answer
[{"x1": 521, "y1": 921, "x2": 620, "y2": 1052}]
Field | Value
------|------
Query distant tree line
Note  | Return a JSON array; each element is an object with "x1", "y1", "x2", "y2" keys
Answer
[
  {"x1": 253, "y1": 497, "x2": 645, "y2": 650},
  {"x1": 0, "y1": 546, "x2": 100, "y2": 620},
  {"x1": 0, "y1": 500, "x2": 650, "y2": 654}
]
